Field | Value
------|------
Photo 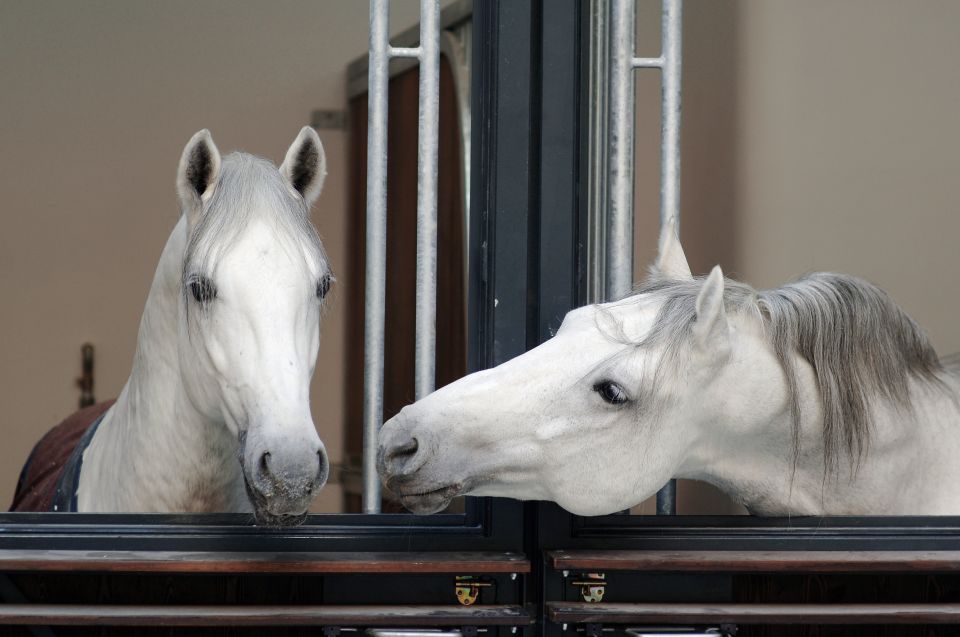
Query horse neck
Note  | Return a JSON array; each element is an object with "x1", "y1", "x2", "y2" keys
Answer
[
  {"x1": 684, "y1": 361, "x2": 960, "y2": 516},
  {"x1": 78, "y1": 216, "x2": 247, "y2": 513}
]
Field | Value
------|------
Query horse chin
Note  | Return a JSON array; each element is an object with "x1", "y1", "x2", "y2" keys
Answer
[
  {"x1": 253, "y1": 508, "x2": 309, "y2": 528},
  {"x1": 397, "y1": 484, "x2": 462, "y2": 515},
  {"x1": 242, "y1": 476, "x2": 310, "y2": 527}
]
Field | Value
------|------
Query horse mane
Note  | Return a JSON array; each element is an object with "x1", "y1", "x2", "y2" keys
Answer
[
  {"x1": 633, "y1": 271, "x2": 945, "y2": 475},
  {"x1": 182, "y1": 152, "x2": 327, "y2": 294}
]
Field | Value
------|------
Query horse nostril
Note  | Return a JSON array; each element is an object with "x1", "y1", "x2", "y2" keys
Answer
[
  {"x1": 384, "y1": 435, "x2": 427, "y2": 477},
  {"x1": 258, "y1": 451, "x2": 272, "y2": 478},
  {"x1": 390, "y1": 437, "x2": 419, "y2": 460},
  {"x1": 315, "y1": 450, "x2": 328, "y2": 483}
]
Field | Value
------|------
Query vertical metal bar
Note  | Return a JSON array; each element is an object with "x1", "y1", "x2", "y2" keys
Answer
[
  {"x1": 415, "y1": 0, "x2": 440, "y2": 400},
  {"x1": 605, "y1": 0, "x2": 683, "y2": 514},
  {"x1": 659, "y1": 0, "x2": 683, "y2": 228},
  {"x1": 655, "y1": 0, "x2": 682, "y2": 515},
  {"x1": 657, "y1": 0, "x2": 683, "y2": 515},
  {"x1": 363, "y1": 0, "x2": 441, "y2": 512},
  {"x1": 605, "y1": 0, "x2": 636, "y2": 303},
  {"x1": 362, "y1": 0, "x2": 391, "y2": 514},
  {"x1": 585, "y1": 0, "x2": 611, "y2": 304}
]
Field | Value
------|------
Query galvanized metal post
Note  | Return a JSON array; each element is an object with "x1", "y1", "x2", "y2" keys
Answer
[
  {"x1": 657, "y1": 0, "x2": 683, "y2": 231},
  {"x1": 362, "y1": 0, "x2": 390, "y2": 514},
  {"x1": 415, "y1": 0, "x2": 441, "y2": 402},
  {"x1": 606, "y1": 0, "x2": 683, "y2": 515},
  {"x1": 605, "y1": 0, "x2": 636, "y2": 303},
  {"x1": 363, "y1": 0, "x2": 441, "y2": 514}
]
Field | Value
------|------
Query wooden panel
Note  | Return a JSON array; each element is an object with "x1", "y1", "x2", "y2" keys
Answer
[
  {"x1": 547, "y1": 601, "x2": 960, "y2": 625},
  {"x1": 0, "y1": 603, "x2": 532, "y2": 627},
  {"x1": 547, "y1": 550, "x2": 960, "y2": 573},
  {"x1": 0, "y1": 550, "x2": 529, "y2": 574}
]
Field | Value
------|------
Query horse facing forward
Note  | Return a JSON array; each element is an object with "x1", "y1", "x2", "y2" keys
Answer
[
  {"x1": 379, "y1": 220, "x2": 960, "y2": 516},
  {"x1": 12, "y1": 128, "x2": 333, "y2": 526}
]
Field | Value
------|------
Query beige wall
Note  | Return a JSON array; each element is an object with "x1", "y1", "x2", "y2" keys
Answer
[
  {"x1": 0, "y1": 0, "x2": 435, "y2": 510},
  {"x1": 734, "y1": 0, "x2": 960, "y2": 358}
]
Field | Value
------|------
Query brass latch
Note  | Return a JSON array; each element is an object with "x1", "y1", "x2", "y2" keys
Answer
[
  {"x1": 454, "y1": 576, "x2": 493, "y2": 606},
  {"x1": 569, "y1": 572, "x2": 606, "y2": 602}
]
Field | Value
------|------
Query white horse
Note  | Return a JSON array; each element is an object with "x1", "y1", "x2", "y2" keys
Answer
[
  {"x1": 379, "y1": 221, "x2": 960, "y2": 516},
  {"x1": 14, "y1": 128, "x2": 332, "y2": 526}
]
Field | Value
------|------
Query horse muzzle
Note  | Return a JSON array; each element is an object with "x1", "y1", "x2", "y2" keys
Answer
[{"x1": 239, "y1": 431, "x2": 328, "y2": 526}]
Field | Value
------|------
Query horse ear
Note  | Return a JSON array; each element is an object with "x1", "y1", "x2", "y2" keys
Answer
[
  {"x1": 176, "y1": 129, "x2": 222, "y2": 219},
  {"x1": 692, "y1": 265, "x2": 729, "y2": 350},
  {"x1": 651, "y1": 216, "x2": 693, "y2": 281},
  {"x1": 281, "y1": 126, "x2": 327, "y2": 209}
]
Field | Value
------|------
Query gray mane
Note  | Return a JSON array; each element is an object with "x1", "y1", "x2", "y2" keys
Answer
[
  {"x1": 182, "y1": 152, "x2": 326, "y2": 289},
  {"x1": 634, "y1": 272, "x2": 945, "y2": 473}
]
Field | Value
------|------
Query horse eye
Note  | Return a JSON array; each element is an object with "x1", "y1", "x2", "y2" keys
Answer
[
  {"x1": 316, "y1": 274, "x2": 332, "y2": 300},
  {"x1": 594, "y1": 380, "x2": 629, "y2": 405},
  {"x1": 189, "y1": 276, "x2": 217, "y2": 304}
]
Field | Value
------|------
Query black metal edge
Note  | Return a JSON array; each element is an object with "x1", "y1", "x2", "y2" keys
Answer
[
  {"x1": 535, "y1": 4, "x2": 588, "y2": 637},
  {"x1": 534, "y1": 503, "x2": 960, "y2": 551}
]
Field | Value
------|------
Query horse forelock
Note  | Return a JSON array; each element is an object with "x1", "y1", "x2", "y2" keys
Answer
[
  {"x1": 181, "y1": 152, "x2": 327, "y2": 292},
  {"x1": 626, "y1": 271, "x2": 945, "y2": 476}
]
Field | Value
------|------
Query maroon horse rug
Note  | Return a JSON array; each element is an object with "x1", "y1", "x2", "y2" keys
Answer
[{"x1": 10, "y1": 400, "x2": 115, "y2": 512}]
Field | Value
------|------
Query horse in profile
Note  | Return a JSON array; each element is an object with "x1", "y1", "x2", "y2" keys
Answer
[
  {"x1": 379, "y1": 220, "x2": 960, "y2": 516},
  {"x1": 12, "y1": 128, "x2": 333, "y2": 526}
]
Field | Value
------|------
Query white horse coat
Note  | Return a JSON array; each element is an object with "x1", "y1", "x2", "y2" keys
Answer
[
  {"x1": 27, "y1": 128, "x2": 333, "y2": 525},
  {"x1": 379, "y1": 221, "x2": 960, "y2": 516}
]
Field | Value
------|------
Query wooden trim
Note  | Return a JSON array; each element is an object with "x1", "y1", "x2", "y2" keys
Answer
[
  {"x1": 547, "y1": 549, "x2": 960, "y2": 572},
  {"x1": 0, "y1": 604, "x2": 532, "y2": 627},
  {"x1": 0, "y1": 550, "x2": 530, "y2": 574},
  {"x1": 547, "y1": 602, "x2": 960, "y2": 625}
]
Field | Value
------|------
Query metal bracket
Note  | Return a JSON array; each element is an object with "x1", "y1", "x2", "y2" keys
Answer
[
  {"x1": 569, "y1": 573, "x2": 606, "y2": 602},
  {"x1": 310, "y1": 109, "x2": 348, "y2": 130},
  {"x1": 76, "y1": 343, "x2": 95, "y2": 408},
  {"x1": 454, "y1": 576, "x2": 493, "y2": 606}
]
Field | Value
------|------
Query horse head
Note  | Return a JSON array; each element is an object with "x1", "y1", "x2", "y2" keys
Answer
[
  {"x1": 176, "y1": 128, "x2": 331, "y2": 525},
  {"x1": 377, "y1": 220, "x2": 793, "y2": 516}
]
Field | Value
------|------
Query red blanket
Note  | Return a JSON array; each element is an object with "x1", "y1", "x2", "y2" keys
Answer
[{"x1": 10, "y1": 400, "x2": 115, "y2": 512}]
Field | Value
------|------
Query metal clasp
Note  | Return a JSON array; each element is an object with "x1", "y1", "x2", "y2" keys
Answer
[
  {"x1": 455, "y1": 576, "x2": 492, "y2": 606},
  {"x1": 569, "y1": 573, "x2": 606, "y2": 602}
]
